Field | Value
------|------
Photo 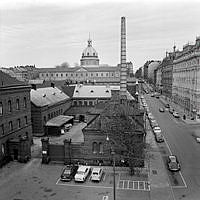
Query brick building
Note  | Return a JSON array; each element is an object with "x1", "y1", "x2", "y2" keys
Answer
[
  {"x1": 0, "y1": 71, "x2": 32, "y2": 167},
  {"x1": 30, "y1": 84, "x2": 71, "y2": 136}
]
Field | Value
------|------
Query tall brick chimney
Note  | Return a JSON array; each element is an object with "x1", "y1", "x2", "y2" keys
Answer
[{"x1": 120, "y1": 16, "x2": 127, "y2": 99}]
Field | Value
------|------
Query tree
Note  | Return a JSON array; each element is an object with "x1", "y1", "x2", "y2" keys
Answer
[
  {"x1": 56, "y1": 62, "x2": 70, "y2": 69},
  {"x1": 101, "y1": 101, "x2": 145, "y2": 175}
]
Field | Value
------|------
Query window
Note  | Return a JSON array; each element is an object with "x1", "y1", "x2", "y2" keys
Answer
[
  {"x1": 96, "y1": 73, "x2": 98, "y2": 77},
  {"x1": 92, "y1": 142, "x2": 98, "y2": 154},
  {"x1": 87, "y1": 52, "x2": 89, "y2": 56},
  {"x1": 43, "y1": 116, "x2": 46, "y2": 123},
  {"x1": 81, "y1": 73, "x2": 83, "y2": 76},
  {"x1": 106, "y1": 73, "x2": 108, "y2": 76},
  {"x1": 76, "y1": 74, "x2": 78, "y2": 77},
  {"x1": 17, "y1": 119, "x2": 21, "y2": 128},
  {"x1": 8, "y1": 100, "x2": 12, "y2": 112},
  {"x1": 48, "y1": 114, "x2": 50, "y2": 119},
  {"x1": 41, "y1": 73, "x2": 44, "y2": 77},
  {"x1": 46, "y1": 74, "x2": 48, "y2": 77},
  {"x1": 51, "y1": 74, "x2": 53, "y2": 76},
  {"x1": 16, "y1": 99, "x2": 20, "y2": 110},
  {"x1": 91, "y1": 73, "x2": 93, "y2": 77},
  {"x1": 56, "y1": 74, "x2": 58, "y2": 77},
  {"x1": 61, "y1": 73, "x2": 63, "y2": 77},
  {"x1": 9, "y1": 121, "x2": 13, "y2": 131},
  {"x1": 1, "y1": 124, "x2": 4, "y2": 135},
  {"x1": 101, "y1": 73, "x2": 103, "y2": 77},
  {"x1": 25, "y1": 116, "x2": 28, "y2": 125},
  {"x1": 0, "y1": 102, "x2": 3, "y2": 115},
  {"x1": 71, "y1": 74, "x2": 73, "y2": 76},
  {"x1": 86, "y1": 73, "x2": 88, "y2": 76},
  {"x1": 66, "y1": 74, "x2": 68, "y2": 77},
  {"x1": 23, "y1": 97, "x2": 27, "y2": 108},
  {"x1": 99, "y1": 142, "x2": 103, "y2": 153}
]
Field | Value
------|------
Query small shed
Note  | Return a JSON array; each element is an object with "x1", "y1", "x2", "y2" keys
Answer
[{"x1": 45, "y1": 115, "x2": 74, "y2": 136}]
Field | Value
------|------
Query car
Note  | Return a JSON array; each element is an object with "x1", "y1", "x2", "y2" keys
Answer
[
  {"x1": 159, "y1": 108, "x2": 165, "y2": 112},
  {"x1": 173, "y1": 111, "x2": 180, "y2": 118},
  {"x1": 167, "y1": 155, "x2": 181, "y2": 171},
  {"x1": 196, "y1": 137, "x2": 200, "y2": 143},
  {"x1": 169, "y1": 108, "x2": 174, "y2": 114},
  {"x1": 60, "y1": 165, "x2": 78, "y2": 182},
  {"x1": 156, "y1": 95, "x2": 160, "y2": 99},
  {"x1": 153, "y1": 126, "x2": 161, "y2": 135},
  {"x1": 150, "y1": 119, "x2": 158, "y2": 128},
  {"x1": 64, "y1": 123, "x2": 73, "y2": 131},
  {"x1": 155, "y1": 132, "x2": 164, "y2": 143},
  {"x1": 74, "y1": 165, "x2": 91, "y2": 182},
  {"x1": 165, "y1": 104, "x2": 170, "y2": 108},
  {"x1": 91, "y1": 167, "x2": 104, "y2": 182},
  {"x1": 151, "y1": 93, "x2": 155, "y2": 97}
]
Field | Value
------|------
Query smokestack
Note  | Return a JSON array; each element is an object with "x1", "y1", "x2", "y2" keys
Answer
[{"x1": 120, "y1": 16, "x2": 127, "y2": 99}]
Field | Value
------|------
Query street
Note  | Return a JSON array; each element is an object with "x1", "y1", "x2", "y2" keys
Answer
[{"x1": 145, "y1": 94, "x2": 200, "y2": 200}]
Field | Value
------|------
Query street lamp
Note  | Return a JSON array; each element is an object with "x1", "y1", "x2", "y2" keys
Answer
[{"x1": 106, "y1": 135, "x2": 116, "y2": 200}]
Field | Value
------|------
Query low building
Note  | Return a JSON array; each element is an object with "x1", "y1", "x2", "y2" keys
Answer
[
  {"x1": 0, "y1": 71, "x2": 32, "y2": 167},
  {"x1": 30, "y1": 84, "x2": 71, "y2": 136}
]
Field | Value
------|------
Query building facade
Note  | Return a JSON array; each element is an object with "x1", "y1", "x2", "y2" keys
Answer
[
  {"x1": 161, "y1": 52, "x2": 175, "y2": 98},
  {"x1": 0, "y1": 71, "x2": 32, "y2": 166},
  {"x1": 172, "y1": 37, "x2": 200, "y2": 119},
  {"x1": 155, "y1": 63, "x2": 163, "y2": 93},
  {"x1": 37, "y1": 38, "x2": 133, "y2": 84},
  {"x1": 31, "y1": 85, "x2": 71, "y2": 136}
]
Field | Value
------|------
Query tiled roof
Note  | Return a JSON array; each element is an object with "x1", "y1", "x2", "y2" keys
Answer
[
  {"x1": 31, "y1": 87, "x2": 70, "y2": 107},
  {"x1": 0, "y1": 70, "x2": 25, "y2": 87},
  {"x1": 46, "y1": 115, "x2": 73, "y2": 127},
  {"x1": 73, "y1": 85, "x2": 112, "y2": 99}
]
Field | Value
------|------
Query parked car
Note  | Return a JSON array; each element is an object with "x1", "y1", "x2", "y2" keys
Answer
[
  {"x1": 165, "y1": 104, "x2": 170, "y2": 108},
  {"x1": 196, "y1": 137, "x2": 200, "y2": 143},
  {"x1": 167, "y1": 155, "x2": 181, "y2": 171},
  {"x1": 169, "y1": 108, "x2": 174, "y2": 114},
  {"x1": 74, "y1": 165, "x2": 91, "y2": 182},
  {"x1": 173, "y1": 112, "x2": 180, "y2": 118},
  {"x1": 91, "y1": 167, "x2": 104, "y2": 182},
  {"x1": 60, "y1": 165, "x2": 78, "y2": 182},
  {"x1": 153, "y1": 126, "x2": 161, "y2": 135},
  {"x1": 151, "y1": 93, "x2": 155, "y2": 97},
  {"x1": 155, "y1": 133, "x2": 164, "y2": 143},
  {"x1": 150, "y1": 120, "x2": 159, "y2": 128},
  {"x1": 159, "y1": 108, "x2": 165, "y2": 112},
  {"x1": 64, "y1": 123, "x2": 72, "y2": 131}
]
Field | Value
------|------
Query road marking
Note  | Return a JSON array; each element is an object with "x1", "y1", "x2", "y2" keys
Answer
[
  {"x1": 179, "y1": 171, "x2": 187, "y2": 188},
  {"x1": 56, "y1": 177, "x2": 61, "y2": 185},
  {"x1": 163, "y1": 136, "x2": 173, "y2": 155}
]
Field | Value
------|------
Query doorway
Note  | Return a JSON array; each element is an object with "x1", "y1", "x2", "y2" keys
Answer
[{"x1": 13, "y1": 149, "x2": 18, "y2": 160}]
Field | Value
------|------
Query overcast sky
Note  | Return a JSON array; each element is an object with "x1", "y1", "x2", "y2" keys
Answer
[{"x1": 0, "y1": 0, "x2": 200, "y2": 71}]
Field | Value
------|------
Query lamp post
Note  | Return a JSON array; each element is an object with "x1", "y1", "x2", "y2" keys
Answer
[{"x1": 106, "y1": 135, "x2": 116, "y2": 200}]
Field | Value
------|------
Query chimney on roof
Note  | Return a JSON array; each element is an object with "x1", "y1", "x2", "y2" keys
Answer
[
  {"x1": 51, "y1": 82, "x2": 55, "y2": 88},
  {"x1": 31, "y1": 84, "x2": 36, "y2": 90},
  {"x1": 120, "y1": 16, "x2": 127, "y2": 99}
]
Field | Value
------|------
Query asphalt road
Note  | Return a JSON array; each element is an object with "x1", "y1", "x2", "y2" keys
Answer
[{"x1": 145, "y1": 94, "x2": 200, "y2": 200}]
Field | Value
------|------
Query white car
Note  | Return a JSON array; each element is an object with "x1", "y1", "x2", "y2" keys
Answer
[
  {"x1": 153, "y1": 126, "x2": 161, "y2": 134},
  {"x1": 91, "y1": 167, "x2": 103, "y2": 182},
  {"x1": 196, "y1": 137, "x2": 200, "y2": 143},
  {"x1": 74, "y1": 165, "x2": 91, "y2": 182}
]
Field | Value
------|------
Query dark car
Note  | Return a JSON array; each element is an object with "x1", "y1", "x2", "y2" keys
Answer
[
  {"x1": 173, "y1": 111, "x2": 180, "y2": 118},
  {"x1": 169, "y1": 108, "x2": 174, "y2": 114},
  {"x1": 155, "y1": 133, "x2": 164, "y2": 143},
  {"x1": 60, "y1": 165, "x2": 78, "y2": 181},
  {"x1": 165, "y1": 104, "x2": 170, "y2": 108},
  {"x1": 167, "y1": 155, "x2": 180, "y2": 172}
]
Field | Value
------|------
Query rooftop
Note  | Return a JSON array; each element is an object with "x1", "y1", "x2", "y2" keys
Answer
[{"x1": 31, "y1": 86, "x2": 70, "y2": 107}]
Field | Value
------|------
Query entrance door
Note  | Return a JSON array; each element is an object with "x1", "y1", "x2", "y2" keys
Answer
[{"x1": 13, "y1": 149, "x2": 18, "y2": 160}]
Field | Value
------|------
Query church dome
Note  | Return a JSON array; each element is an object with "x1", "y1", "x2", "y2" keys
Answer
[
  {"x1": 82, "y1": 39, "x2": 98, "y2": 57},
  {"x1": 80, "y1": 38, "x2": 99, "y2": 66}
]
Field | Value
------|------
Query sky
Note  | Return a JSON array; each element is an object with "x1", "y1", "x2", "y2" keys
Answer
[{"x1": 0, "y1": 0, "x2": 200, "y2": 72}]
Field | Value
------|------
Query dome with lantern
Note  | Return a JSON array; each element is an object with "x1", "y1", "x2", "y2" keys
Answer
[{"x1": 80, "y1": 38, "x2": 99, "y2": 66}]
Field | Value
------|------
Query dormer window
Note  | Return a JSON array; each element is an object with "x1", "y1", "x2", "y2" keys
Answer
[
  {"x1": 90, "y1": 90, "x2": 94, "y2": 93},
  {"x1": 52, "y1": 92, "x2": 56, "y2": 95},
  {"x1": 76, "y1": 90, "x2": 79, "y2": 93},
  {"x1": 87, "y1": 52, "x2": 89, "y2": 56},
  {"x1": 93, "y1": 53, "x2": 95, "y2": 56},
  {"x1": 106, "y1": 90, "x2": 109, "y2": 93},
  {"x1": 43, "y1": 94, "x2": 46, "y2": 97}
]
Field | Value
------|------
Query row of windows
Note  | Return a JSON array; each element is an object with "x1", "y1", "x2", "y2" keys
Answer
[
  {"x1": 73, "y1": 100, "x2": 94, "y2": 106},
  {"x1": 0, "y1": 116, "x2": 28, "y2": 136},
  {"x1": 92, "y1": 142, "x2": 103, "y2": 154},
  {"x1": 41, "y1": 72, "x2": 116, "y2": 77},
  {"x1": 44, "y1": 109, "x2": 63, "y2": 123},
  {"x1": 0, "y1": 97, "x2": 27, "y2": 116}
]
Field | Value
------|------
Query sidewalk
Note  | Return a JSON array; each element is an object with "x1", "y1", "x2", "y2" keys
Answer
[
  {"x1": 159, "y1": 95, "x2": 200, "y2": 125},
  {"x1": 146, "y1": 124, "x2": 174, "y2": 200}
]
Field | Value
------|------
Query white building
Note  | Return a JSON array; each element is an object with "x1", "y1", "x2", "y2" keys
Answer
[{"x1": 172, "y1": 37, "x2": 200, "y2": 119}]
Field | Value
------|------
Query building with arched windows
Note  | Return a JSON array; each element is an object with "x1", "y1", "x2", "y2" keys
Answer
[{"x1": 37, "y1": 38, "x2": 133, "y2": 84}]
